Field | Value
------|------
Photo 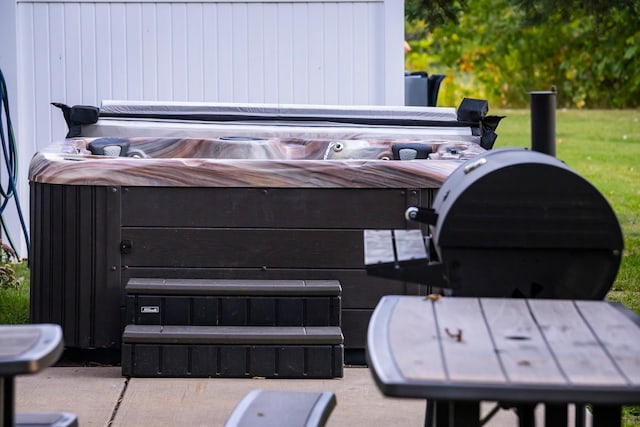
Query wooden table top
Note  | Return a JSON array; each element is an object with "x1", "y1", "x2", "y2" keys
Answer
[
  {"x1": 0, "y1": 324, "x2": 63, "y2": 376},
  {"x1": 367, "y1": 296, "x2": 640, "y2": 404}
]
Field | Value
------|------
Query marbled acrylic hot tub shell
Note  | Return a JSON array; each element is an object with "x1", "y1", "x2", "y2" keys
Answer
[{"x1": 30, "y1": 136, "x2": 483, "y2": 187}]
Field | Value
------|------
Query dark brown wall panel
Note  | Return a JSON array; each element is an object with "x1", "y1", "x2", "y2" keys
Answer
[
  {"x1": 31, "y1": 183, "x2": 435, "y2": 351},
  {"x1": 30, "y1": 183, "x2": 122, "y2": 348},
  {"x1": 121, "y1": 229, "x2": 365, "y2": 269},
  {"x1": 121, "y1": 187, "x2": 434, "y2": 229},
  {"x1": 341, "y1": 310, "x2": 373, "y2": 348}
]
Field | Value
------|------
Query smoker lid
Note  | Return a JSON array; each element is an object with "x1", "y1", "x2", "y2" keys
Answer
[{"x1": 432, "y1": 148, "x2": 624, "y2": 251}]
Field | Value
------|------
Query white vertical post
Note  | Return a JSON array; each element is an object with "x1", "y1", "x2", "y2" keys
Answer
[{"x1": 383, "y1": 0, "x2": 404, "y2": 106}]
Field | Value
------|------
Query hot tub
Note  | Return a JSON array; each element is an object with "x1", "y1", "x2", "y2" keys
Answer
[{"x1": 29, "y1": 101, "x2": 493, "y2": 361}]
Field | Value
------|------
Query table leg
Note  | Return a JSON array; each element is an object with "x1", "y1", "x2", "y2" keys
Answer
[
  {"x1": 1, "y1": 376, "x2": 15, "y2": 427},
  {"x1": 425, "y1": 400, "x2": 435, "y2": 427},
  {"x1": 430, "y1": 400, "x2": 480, "y2": 427},
  {"x1": 451, "y1": 401, "x2": 481, "y2": 427},
  {"x1": 545, "y1": 403, "x2": 567, "y2": 426},
  {"x1": 574, "y1": 404, "x2": 586, "y2": 427},
  {"x1": 433, "y1": 400, "x2": 448, "y2": 427},
  {"x1": 515, "y1": 404, "x2": 536, "y2": 427},
  {"x1": 591, "y1": 404, "x2": 621, "y2": 427}
]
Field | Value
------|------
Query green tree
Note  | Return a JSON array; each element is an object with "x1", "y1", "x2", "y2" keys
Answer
[
  {"x1": 405, "y1": 0, "x2": 466, "y2": 33},
  {"x1": 406, "y1": 0, "x2": 640, "y2": 108},
  {"x1": 512, "y1": 0, "x2": 638, "y2": 24}
]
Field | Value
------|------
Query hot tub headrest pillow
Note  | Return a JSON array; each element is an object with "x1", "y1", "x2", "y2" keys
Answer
[
  {"x1": 88, "y1": 138, "x2": 131, "y2": 157},
  {"x1": 52, "y1": 103, "x2": 100, "y2": 138}
]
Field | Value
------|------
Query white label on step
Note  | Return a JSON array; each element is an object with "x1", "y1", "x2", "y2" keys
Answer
[{"x1": 141, "y1": 306, "x2": 160, "y2": 314}]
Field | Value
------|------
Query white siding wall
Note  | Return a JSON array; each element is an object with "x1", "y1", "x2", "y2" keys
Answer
[
  {"x1": 8, "y1": 0, "x2": 404, "y2": 257},
  {"x1": 0, "y1": 0, "x2": 24, "y2": 257},
  {"x1": 16, "y1": 0, "x2": 404, "y2": 148}
]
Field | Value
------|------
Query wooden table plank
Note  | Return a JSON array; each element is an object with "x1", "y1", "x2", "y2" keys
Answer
[
  {"x1": 435, "y1": 297, "x2": 505, "y2": 383},
  {"x1": 363, "y1": 230, "x2": 395, "y2": 265},
  {"x1": 481, "y1": 298, "x2": 566, "y2": 385},
  {"x1": 528, "y1": 300, "x2": 627, "y2": 386},
  {"x1": 389, "y1": 297, "x2": 446, "y2": 382},
  {"x1": 576, "y1": 301, "x2": 640, "y2": 385}
]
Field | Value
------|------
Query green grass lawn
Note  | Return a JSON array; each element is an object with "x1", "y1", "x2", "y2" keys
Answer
[{"x1": 0, "y1": 259, "x2": 29, "y2": 324}]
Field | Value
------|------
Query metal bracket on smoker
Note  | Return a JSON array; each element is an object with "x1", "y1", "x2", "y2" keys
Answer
[{"x1": 405, "y1": 206, "x2": 438, "y2": 226}]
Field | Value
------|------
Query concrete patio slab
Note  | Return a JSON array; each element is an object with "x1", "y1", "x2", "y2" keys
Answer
[
  {"x1": 15, "y1": 366, "x2": 124, "y2": 426},
  {"x1": 14, "y1": 366, "x2": 588, "y2": 426},
  {"x1": 113, "y1": 367, "x2": 425, "y2": 426}
]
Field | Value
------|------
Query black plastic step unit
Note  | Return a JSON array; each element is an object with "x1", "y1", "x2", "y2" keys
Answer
[
  {"x1": 121, "y1": 325, "x2": 344, "y2": 378},
  {"x1": 125, "y1": 278, "x2": 341, "y2": 327}
]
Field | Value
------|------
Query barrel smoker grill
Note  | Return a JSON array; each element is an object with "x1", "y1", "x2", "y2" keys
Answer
[{"x1": 367, "y1": 148, "x2": 624, "y2": 298}]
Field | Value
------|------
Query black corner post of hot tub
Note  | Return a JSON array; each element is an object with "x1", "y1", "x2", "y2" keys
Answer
[{"x1": 530, "y1": 89, "x2": 557, "y2": 157}]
